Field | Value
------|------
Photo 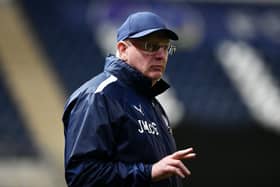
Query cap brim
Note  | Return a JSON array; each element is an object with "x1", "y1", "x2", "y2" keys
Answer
[{"x1": 129, "y1": 28, "x2": 178, "y2": 40}]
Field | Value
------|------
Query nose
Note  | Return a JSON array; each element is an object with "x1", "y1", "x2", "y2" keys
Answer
[{"x1": 154, "y1": 47, "x2": 167, "y2": 58}]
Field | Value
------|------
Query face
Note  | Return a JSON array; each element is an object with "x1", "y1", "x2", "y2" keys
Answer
[{"x1": 118, "y1": 32, "x2": 173, "y2": 85}]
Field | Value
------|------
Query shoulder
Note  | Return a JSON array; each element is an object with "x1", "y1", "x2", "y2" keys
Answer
[
  {"x1": 62, "y1": 72, "x2": 128, "y2": 124},
  {"x1": 63, "y1": 72, "x2": 125, "y2": 112}
]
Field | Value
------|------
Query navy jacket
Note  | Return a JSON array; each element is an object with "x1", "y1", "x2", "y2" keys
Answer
[{"x1": 62, "y1": 55, "x2": 181, "y2": 187}]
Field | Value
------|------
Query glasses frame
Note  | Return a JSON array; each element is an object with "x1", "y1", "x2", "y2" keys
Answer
[{"x1": 128, "y1": 39, "x2": 176, "y2": 55}]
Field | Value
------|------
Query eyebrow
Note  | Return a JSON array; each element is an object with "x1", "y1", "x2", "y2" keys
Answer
[{"x1": 132, "y1": 38, "x2": 170, "y2": 43}]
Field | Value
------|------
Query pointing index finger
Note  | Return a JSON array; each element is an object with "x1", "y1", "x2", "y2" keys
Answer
[{"x1": 172, "y1": 147, "x2": 196, "y2": 160}]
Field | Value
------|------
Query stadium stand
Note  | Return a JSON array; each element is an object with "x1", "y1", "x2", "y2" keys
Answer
[
  {"x1": 20, "y1": 0, "x2": 104, "y2": 94},
  {"x1": 0, "y1": 2, "x2": 66, "y2": 186},
  {"x1": 0, "y1": 64, "x2": 38, "y2": 158}
]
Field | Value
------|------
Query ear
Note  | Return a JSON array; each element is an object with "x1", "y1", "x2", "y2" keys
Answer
[{"x1": 117, "y1": 41, "x2": 128, "y2": 61}]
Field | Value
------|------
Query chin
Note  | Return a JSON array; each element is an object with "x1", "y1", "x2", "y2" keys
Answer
[{"x1": 148, "y1": 73, "x2": 162, "y2": 81}]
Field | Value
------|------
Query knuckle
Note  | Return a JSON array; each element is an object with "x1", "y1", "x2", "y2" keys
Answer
[
  {"x1": 167, "y1": 166, "x2": 175, "y2": 172},
  {"x1": 174, "y1": 160, "x2": 181, "y2": 165}
]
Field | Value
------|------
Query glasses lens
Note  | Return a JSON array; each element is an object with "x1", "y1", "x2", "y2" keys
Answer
[
  {"x1": 130, "y1": 39, "x2": 176, "y2": 55},
  {"x1": 144, "y1": 42, "x2": 160, "y2": 52}
]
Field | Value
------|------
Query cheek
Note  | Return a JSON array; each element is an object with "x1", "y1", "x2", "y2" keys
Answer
[{"x1": 127, "y1": 51, "x2": 146, "y2": 70}]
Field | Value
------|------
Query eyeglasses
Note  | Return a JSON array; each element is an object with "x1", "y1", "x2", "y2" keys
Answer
[{"x1": 128, "y1": 39, "x2": 176, "y2": 55}]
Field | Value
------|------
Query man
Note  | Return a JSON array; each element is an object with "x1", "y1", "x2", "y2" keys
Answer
[{"x1": 62, "y1": 11, "x2": 196, "y2": 187}]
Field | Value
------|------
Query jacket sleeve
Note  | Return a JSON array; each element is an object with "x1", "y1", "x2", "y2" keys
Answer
[{"x1": 63, "y1": 92, "x2": 152, "y2": 187}]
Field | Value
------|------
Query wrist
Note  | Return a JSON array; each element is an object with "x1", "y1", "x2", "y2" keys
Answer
[{"x1": 144, "y1": 164, "x2": 153, "y2": 182}]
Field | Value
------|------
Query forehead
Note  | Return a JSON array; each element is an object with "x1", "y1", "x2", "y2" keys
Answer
[{"x1": 137, "y1": 31, "x2": 170, "y2": 43}]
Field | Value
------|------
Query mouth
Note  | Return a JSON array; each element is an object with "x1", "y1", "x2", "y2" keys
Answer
[{"x1": 150, "y1": 65, "x2": 163, "y2": 71}]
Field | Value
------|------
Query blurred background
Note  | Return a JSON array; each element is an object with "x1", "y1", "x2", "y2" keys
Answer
[{"x1": 0, "y1": 0, "x2": 280, "y2": 186}]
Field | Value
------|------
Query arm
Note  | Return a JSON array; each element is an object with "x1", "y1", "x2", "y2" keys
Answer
[
  {"x1": 64, "y1": 93, "x2": 152, "y2": 187},
  {"x1": 66, "y1": 157, "x2": 152, "y2": 187}
]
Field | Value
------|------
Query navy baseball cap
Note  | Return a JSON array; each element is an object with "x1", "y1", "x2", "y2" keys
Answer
[{"x1": 117, "y1": 11, "x2": 179, "y2": 42}]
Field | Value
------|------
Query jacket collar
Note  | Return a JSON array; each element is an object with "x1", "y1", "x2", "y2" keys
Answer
[{"x1": 104, "y1": 54, "x2": 170, "y2": 97}]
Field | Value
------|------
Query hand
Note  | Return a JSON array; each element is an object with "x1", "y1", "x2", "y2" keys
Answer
[{"x1": 151, "y1": 147, "x2": 196, "y2": 181}]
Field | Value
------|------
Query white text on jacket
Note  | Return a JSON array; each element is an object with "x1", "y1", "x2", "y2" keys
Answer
[{"x1": 137, "y1": 120, "x2": 159, "y2": 135}]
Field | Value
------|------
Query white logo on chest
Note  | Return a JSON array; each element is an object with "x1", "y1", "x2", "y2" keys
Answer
[
  {"x1": 133, "y1": 104, "x2": 144, "y2": 116},
  {"x1": 137, "y1": 120, "x2": 159, "y2": 135}
]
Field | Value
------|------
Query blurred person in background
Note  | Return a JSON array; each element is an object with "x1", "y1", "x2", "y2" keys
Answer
[{"x1": 62, "y1": 11, "x2": 196, "y2": 187}]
